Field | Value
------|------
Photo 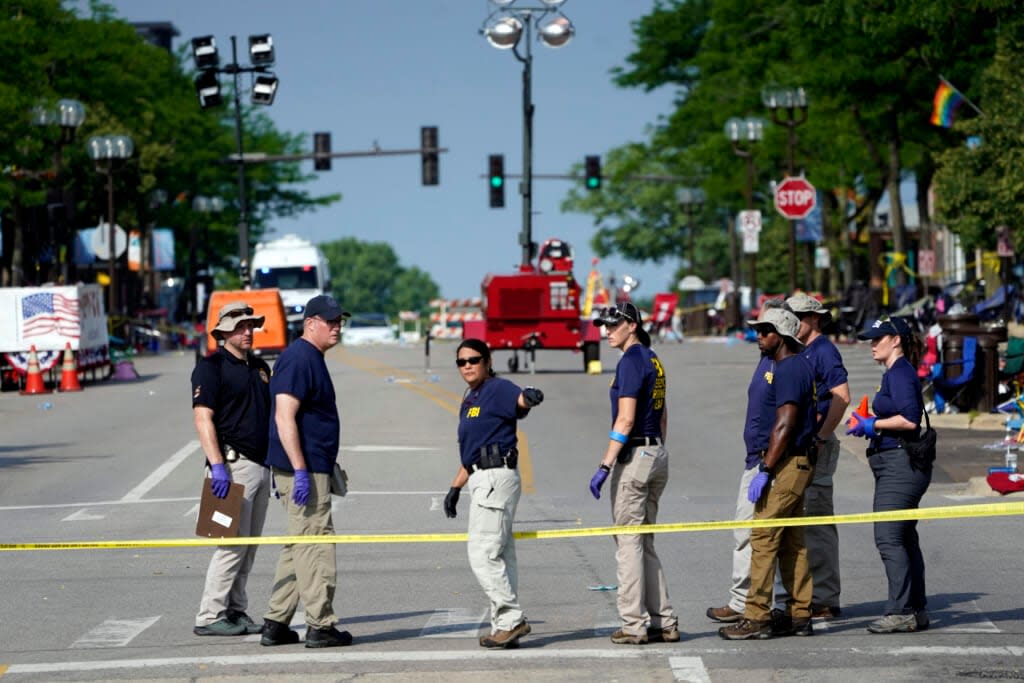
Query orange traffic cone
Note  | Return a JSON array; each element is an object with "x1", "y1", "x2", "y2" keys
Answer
[
  {"x1": 20, "y1": 345, "x2": 52, "y2": 395},
  {"x1": 58, "y1": 343, "x2": 82, "y2": 392},
  {"x1": 855, "y1": 395, "x2": 870, "y2": 417}
]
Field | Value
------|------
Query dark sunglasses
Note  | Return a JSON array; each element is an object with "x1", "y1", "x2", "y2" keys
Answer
[
  {"x1": 456, "y1": 355, "x2": 484, "y2": 368},
  {"x1": 599, "y1": 305, "x2": 638, "y2": 324},
  {"x1": 224, "y1": 306, "x2": 254, "y2": 318}
]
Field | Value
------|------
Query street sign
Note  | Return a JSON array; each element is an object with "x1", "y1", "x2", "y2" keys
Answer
[
  {"x1": 91, "y1": 222, "x2": 127, "y2": 260},
  {"x1": 774, "y1": 177, "x2": 816, "y2": 220},
  {"x1": 918, "y1": 249, "x2": 935, "y2": 277},
  {"x1": 739, "y1": 210, "x2": 761, "y2": 254}
]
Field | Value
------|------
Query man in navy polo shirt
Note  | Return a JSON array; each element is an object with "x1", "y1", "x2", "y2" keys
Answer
[
  {"x1": 720, "y1": 307, "x2": 817, "y2": 640},
  {"x1": 190, "y1": 301, "x2": 272, "y2": 637},
  {"x1": 262, "y1": 295, "x2": 352, "y2": 649}
]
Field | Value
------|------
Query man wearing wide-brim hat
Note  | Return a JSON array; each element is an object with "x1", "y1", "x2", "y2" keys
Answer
[
  {"x1": 720, "y1": 307, "x2": 818, "y2": 640},
  {"x1": 770, "y1": 293, "x2": 850, "y2": 622},
  {"x1": 190, "y1": 301, "x2": 272, "y2": 637}
]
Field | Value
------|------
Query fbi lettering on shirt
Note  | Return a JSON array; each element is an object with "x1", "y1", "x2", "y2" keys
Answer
[{"x1": 466, "y1": 406, "x2": 481, "y2": 418}]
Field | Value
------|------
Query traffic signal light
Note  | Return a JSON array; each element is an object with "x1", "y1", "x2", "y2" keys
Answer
[
  {"x1": 488, "y1": 154, "x2": 505, "y2": 208},
  {"x1": 585, "y1": 155, "x2": 601, "y2": 190},
  {"x1": 421, "y1": 126, "x2": 439, "y2": 186},
  {"x1": 314, "y1": 132, "x2": 331, "y2": 171}
]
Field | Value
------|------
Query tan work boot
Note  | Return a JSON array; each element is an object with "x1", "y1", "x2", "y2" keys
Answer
[{"x1": 479, "y1": 620, "x2": 531, "y2": 649}]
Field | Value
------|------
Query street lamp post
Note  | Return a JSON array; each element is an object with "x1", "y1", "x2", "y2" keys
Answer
[
  {"x1": 725, "y1": 116, "x2": 764, "y2": 296},
  {"x1": 190, "y1": 195, "x2": 224, "y2": 323},
  {"x1": 482, "y1": 0, "x2": 574, "y2": 269},
  {"x1": 87, "y1": 135, "x2": 134, "y2": 316},
  {"x1": 30, "y1": 98, "x2": 85, "y2": 283},
  {"x1": 763, "y1": 86, "x2": 808, "y2": 293},
  {"x1": 190, "y1": 33, "x2": 278, "y2": 286},
  {"x1": 676, "y1": 187, "x2": 705, "y2": 275}
]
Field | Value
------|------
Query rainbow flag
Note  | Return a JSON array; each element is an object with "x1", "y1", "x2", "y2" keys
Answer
[{"x1": 930, "y1": 81, "x2": 965, "y2": 128}]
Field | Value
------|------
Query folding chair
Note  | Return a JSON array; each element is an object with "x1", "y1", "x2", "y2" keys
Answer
[{"x1": 931, "y1": 336, "x2": 978, "y2": 414}]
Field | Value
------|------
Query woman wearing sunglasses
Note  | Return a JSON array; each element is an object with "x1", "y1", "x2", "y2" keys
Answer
[
  {"x1": 589, "y1": 302, "x2": 679, "y2": 645},
  {"x1": 443, "y1": 338, "x2": 544, "y2": 649},
  {"x1": 847, "y1": 316, "x2": 931, "y2": 633}
]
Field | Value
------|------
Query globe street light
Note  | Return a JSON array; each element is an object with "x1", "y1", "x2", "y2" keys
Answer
[
  {"x1": 763, "y1": 86, "x2": 808, "y2": 292},
  {"x1": 725, "y1": 116, "x2": 764, "y2": 296},
  {"x1": 482, "y1": 0, "x2": 574, "y2": 268},
  {"x1": 87, "y1": 135, "x2": 134, "y2": 316}
]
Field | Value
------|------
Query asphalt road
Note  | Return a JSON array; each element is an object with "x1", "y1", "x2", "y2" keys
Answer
[{"x1": 0, "y1": 338, "x2": 1022, "y2": 681}]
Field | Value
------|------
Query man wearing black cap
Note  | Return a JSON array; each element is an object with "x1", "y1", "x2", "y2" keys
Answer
[
  {"x1": 191, "y1": 301, "x2": 272, "y2": 637},
  {"x1": 261, "y1": 294, "x2": 353, "y2": 648},
  {"x1": 720, "y1": 308, "x2": 817, "y2": 640}
]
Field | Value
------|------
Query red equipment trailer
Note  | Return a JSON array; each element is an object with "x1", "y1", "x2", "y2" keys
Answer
[{"x1": 462, "y1": 238, "x2": 601, "y2": 372}]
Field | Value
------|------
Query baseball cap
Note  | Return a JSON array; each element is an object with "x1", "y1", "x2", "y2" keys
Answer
[
  {"x1": 746, "y1": 307, "x2": 804, "y2": 347},
  {"x1": 857, "y1": 316, "x2": 913, "y2": 341},
  {"x1": 593, "y1": 302, "x2": 651, "y2": 347},
  {"x1": 212, "y1": 301, "x2": 265, "y2": 336},
  {"x1": 303, "y1": 294, "x2": 351, "y2": 321}
]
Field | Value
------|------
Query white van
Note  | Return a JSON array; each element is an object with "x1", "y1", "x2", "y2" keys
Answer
[{"x1": 251, "y1": 234, "x2": 330, "y2": 337}]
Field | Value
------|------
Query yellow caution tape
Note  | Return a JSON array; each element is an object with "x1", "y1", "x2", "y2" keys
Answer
[{"x1": 2, "y1": 501, "x2": 1023, "y2": 551}]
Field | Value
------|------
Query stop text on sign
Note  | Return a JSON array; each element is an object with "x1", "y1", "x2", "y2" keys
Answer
[{"x1": 776, "y1": 189, "x2": 814, "y2": 207}]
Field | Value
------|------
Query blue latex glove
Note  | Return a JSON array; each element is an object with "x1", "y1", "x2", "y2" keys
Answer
[
  {"x1": 747, "y1": 471, "x2": 771, "y2": 503},
  {"x1": 292, "y1": 469, "x2": 311, "y2": 506},
  {"x1": 589, "y1": 465, "x2": 610, "y2": 500},
  {"x1": 210, "y1": 463, "x2": 230, "y2": 499},
  {"x1": 846, "y1": 414, "x2": 878, "y2": 439}
]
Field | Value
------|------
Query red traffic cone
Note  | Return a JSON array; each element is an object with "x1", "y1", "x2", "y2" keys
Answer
[
  {"x1": 21, "y1": 345, "x2": 52, "y2": 395},
  {"x1": 58, "y1": 343, "x2": 82, "y2": 392}
]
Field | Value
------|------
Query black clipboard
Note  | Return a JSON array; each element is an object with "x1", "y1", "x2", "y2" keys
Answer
[{"x1": 195, "y1": 482, "x2": 246, "y2": 538}]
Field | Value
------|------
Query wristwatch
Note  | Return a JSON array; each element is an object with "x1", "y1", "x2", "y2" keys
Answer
[{"x1": 758, "y1": 461, "x2": 772, "y2": 475}]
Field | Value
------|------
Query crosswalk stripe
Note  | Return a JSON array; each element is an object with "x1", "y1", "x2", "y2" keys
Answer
[
  {"x1": 419, "y1": 608, "x2": 487, "y2": 638},
  {"x1": 670, "y1": 656, "x2": 711, "y2": 683},
  {"x1": 70, "y1": 616, "x2": 161, "y2": 648}
]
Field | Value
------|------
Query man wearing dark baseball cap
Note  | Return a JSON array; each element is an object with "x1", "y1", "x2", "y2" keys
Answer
[{"x1": 261, "y1": 293, "x2": 353, "y2": 648}]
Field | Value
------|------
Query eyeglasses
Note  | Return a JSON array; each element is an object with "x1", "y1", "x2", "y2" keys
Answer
[
  {"x1": 223, "y1": 306, "x2": 254, "y2": 319},
  {"x1": 456, "y1": 355, "x2": 484, "y2": 367}
]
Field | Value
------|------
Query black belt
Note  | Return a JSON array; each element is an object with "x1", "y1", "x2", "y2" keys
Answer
[
  {"x1": 627, "y1": 436, "x2": 662, "y2": 448},
  {"x1": 223, "y1": 444, "x2": 260, "y2": 464},
  {"x1": 468, "y1": 445, "x2": 518, "y2": 473}
]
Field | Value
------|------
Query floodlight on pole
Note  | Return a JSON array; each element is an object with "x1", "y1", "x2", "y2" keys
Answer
[
  {"x1": 251, "y1": 74, "x2": 279, "y2": 105},
  {"x1": 248, "y1": 34, "x2": 275, "y2": 66},
  {"x1": 194, "y1": 70, "x2": 222, "y2": 108},
  {"x1": 481, "y1": 0, "x2": 574, "y2": 268},
  {"x1": 191, "y1": 35, "x2": 219, "y2": 69}
]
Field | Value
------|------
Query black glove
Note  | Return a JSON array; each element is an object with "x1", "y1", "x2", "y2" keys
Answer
[
  {"x1": 444, "y1": 486, "x2": 461, "y2": 518},
  {"x1": 523, "y1": 387, "x2": 544, "y2": 407}
]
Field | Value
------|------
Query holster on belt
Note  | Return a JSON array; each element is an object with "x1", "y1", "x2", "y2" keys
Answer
[
  {"x1": 477, "y1": 444, "x2": 518, "y2": 470},
  {"x1": 222, "y1": 444, "x2": 240, "y2": 463}
]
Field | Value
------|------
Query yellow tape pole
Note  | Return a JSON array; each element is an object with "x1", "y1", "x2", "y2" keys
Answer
[{"x1": 3, "y1": 501, "x2": 1024, "y2": 551}]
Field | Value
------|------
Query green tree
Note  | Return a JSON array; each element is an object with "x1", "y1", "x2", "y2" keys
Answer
[{"x1": 320, "y1": 237, "x2": 440, "y2": 316}]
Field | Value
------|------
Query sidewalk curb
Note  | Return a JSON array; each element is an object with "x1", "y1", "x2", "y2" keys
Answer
[{"x1": 928, "y1": 412, "x2": 1008, "y2": 431}]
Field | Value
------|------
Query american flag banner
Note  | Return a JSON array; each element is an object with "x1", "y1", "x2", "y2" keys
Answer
[{"x1": 20, "y1": 292, "x2": 81, "y2": 339}]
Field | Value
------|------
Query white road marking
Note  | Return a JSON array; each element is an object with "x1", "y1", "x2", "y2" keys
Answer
[
  {"x1": 419, "y1": 608, "x2": 487, "y2": 638},
  {"x1": 430, "y1": 496, "x2": 442, "y2": 511},
  {"x1": 670, "y1": 656, "x2": 711, "y2": 683},
  {"x1": 69, "y1": 616, "x2": 161, "y2": 649},
  {"x1": 934, "y1": 600, "x2": 1001, "y2": 633},
  {"x1": 183, "y1": 503, "x2": 200, "y2": 518},
  {"x1": 121, "y1": 440, "x2": 199, "y2": 502},
  {"x1": 15, "y1": 646, "x2": 1024, "y2": 676},
  {"x1": 341, "y1": 445, "x2": 440, "y2": 452},
  {"x1": 62, "y1": 508, "x2": 106, "y2": 521}
]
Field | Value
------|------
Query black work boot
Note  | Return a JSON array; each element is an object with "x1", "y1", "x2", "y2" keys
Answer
[
  {"x1": 305, "y1": 625, "x2": 353, "y2": 648},
  {"x1": 260, "y1": 618, "x2": 300, "y2": 646}
]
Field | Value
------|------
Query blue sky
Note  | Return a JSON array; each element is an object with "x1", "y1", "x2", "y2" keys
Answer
[{"x1": 97, "y1": 1, "x2": 677, "y2": 300}]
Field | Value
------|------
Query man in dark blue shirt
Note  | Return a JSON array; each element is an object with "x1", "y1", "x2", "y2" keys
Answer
[
  {"x1": 720, "y1": 307, "x2": 817, "y2": 640},
  {"x1": 262, "y1": 295, "x2": 352, "y2": 649}
]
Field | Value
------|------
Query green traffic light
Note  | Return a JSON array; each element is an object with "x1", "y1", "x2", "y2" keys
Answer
[
  {"x1": 490, "y1": 176, "x2": 504, "y2": 188},
  {"x1": 586, "y1": 177, "x2": 600, "y2": 189}
]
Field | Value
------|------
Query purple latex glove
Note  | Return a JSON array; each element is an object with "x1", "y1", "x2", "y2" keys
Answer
[
  {"x1": 292, "y1": 469, "x2": 311, "y2": 506},
  {"x1": 846, "y1": 414, "x2": 878, "y2": 439},
  {"x1": 747, "y1": 471, "x2": 771, "y2": 503},
  {"x1": 589, "y1": 465, "x2": 610, "y2": 500},
  {"x1": 210, "y1": 463, "x2": 230, "y2": 499}
]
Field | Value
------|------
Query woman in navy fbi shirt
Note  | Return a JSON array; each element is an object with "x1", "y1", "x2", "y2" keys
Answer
[
  {"x1": 442, "y1": 338, "x2": 543, "y2": 650},
  {"x1": 589, "y1": 302, "x2": 679, "y2": 645},
  {"x1": 847, "y1": 316, "x2": 930, "y2": 634}
]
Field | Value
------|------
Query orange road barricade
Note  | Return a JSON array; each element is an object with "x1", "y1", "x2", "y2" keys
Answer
[{"x1": 58, "y1": 342, "x2": 83, "y2": 392}]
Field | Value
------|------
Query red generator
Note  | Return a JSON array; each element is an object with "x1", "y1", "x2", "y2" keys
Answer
[{"x1": 462, "y1": 238, "x2": 601, "y2": 372}]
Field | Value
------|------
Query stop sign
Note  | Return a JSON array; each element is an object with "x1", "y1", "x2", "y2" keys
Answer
[{"x1": 774, "y1": 177, "x2": 817, "y2": 220}]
